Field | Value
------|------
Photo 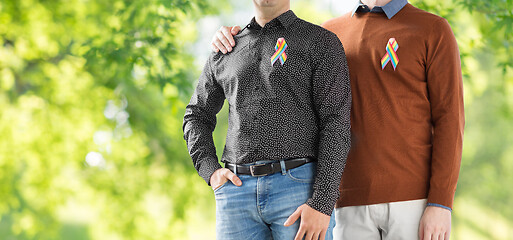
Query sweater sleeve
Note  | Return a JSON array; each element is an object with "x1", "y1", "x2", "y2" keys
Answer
[{"x1": 425, "y1": 18, "x2": 465, "y2": 209}]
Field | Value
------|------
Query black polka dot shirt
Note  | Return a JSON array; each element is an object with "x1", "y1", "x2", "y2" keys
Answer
[{"x1": 183, "y1": 10, "x2": 351, "y2": 215}]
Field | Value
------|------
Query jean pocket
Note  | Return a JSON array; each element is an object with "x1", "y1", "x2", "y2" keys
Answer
[
  {"x1": 286, "y1": 162, "x2": 316, "y2": 183},
  {"x1": 213, "y1": 181, "x2": 230, "y2": 193}
]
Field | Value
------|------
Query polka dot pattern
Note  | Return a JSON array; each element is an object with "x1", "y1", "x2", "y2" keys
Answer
[{"x1": 183, "y1": 10, "x2": 351, "y2": 215}]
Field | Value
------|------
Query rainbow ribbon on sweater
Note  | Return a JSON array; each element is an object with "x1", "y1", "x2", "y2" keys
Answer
[
  {"x1": 271, "y1": 37, "x2": 287, "y2": 66},
  {"x1": 381, "y1": 38, "x2": 399, "y2": 70}
]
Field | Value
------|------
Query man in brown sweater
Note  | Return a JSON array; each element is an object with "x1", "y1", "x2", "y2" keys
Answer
[{"x1": 211, "y1": 0, "x2": 464, "y2": 239}]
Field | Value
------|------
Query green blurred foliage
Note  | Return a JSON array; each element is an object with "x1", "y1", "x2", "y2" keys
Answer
[
  {"x1": 0, "y1": 0, "x2": 220, "y2": 239},
  {"x1": 0, "y1": 0, "x2": 512, "y2": 239}
]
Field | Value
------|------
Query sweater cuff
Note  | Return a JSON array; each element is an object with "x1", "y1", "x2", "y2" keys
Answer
[
  {"x1": 426, "y1": 203, "x2": 452, "y2": 212},
  {"x1": 197, "y1": 159, "x2": 222, "y2": 186},
  {"x1": 427, "y1": 188, "x2": 456, "y2": 210}
]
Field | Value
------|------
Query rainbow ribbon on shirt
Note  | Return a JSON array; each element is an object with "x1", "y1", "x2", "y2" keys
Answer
[
  {"x1": 381, "y1": 38, "x2": 399, "y2": 70},
  {"x1": 271, "y1": 37, "x2": 288, "y2": 66}
]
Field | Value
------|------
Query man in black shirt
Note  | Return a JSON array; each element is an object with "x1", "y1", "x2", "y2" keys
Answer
[{"x1": 183, "y1": 0, "x2": 351, "y2": 239}]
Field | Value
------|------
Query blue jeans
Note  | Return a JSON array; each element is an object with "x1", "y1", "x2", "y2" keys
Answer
[{"x1": 214, "y1": 162, "x2": 336, "y2": 240}]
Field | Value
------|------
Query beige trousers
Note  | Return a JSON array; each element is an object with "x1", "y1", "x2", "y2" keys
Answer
[{"x1": 333, "y1": 199, "x2": 427, "y2": 240}]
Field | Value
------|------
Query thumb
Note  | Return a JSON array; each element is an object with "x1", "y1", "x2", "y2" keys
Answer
[
  {"x1": 224, "y1": 170, "x2": 242, "y2": 186},
  {"x1": 231, "y1": 26, "x2": 241, "y2": 35},
  {"x1": 418, "y1": 222, "x2": 424, "y2": 240},
  {"x1": 284, "y1": 206, "x2": 302, "y2": 226}
]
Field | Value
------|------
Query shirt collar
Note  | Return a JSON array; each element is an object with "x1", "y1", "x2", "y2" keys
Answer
[
  {"x1": 248, "y1": 10, "x2": 297, "y2": 30},
  {"x1": 351, "y1": 0, "x2": 408, "y2": 19}
]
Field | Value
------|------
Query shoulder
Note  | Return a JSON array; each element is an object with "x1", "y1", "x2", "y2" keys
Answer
[
  {"x1": 401, "y1": 4, "x2": 451, "y2": 28},
  {"x1": 294, "y1": 18, "x2": 330, "y2": 35},
  {"x1": 321, "y1": 13, "x2": 351, "y2": 32},
  {"x1": 399, "y1": 4, "x2": 455, "y2": 39},
  {"x1": 210, "y1": 30, "x2": 252, "y2": 63},
  {"x1": 288, "y1": 18, "x2": 343, "y2": 52},
  {"x1": 296, "y1": 18, "x2": 341, "y2": 44}
]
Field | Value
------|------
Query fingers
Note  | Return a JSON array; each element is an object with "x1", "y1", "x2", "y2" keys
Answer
[
  {"x1": 319, "y1": 229, "x2": 327, "y2": 240},
  {"x1": 216, "y1": 29, "x2": 232, "y2": 52},
  {"x1": 284, "y1": 207, "x2": 302, "y2": 226},
  {"x1": 211, "y1": 26, "x2": 240, "y2": 54},
  {"x1": 212, "y1": 181, "x2": 226, "y2": 191},
  {"x1": 211, "y1": 42, "x2": 219, "y2": 53},
  {"x1": 220, "y1": 27, "x2": 235, "y2": 48},
  {"x1": 429, "y1": 230, "x2": 447, "y2": 240},
  {"x1": 223, "y1": 169, "x2": 242, "y2": 186},
  {"x1": 231, "y1": 25, "x2": 241, "y2": 35},
  {"x1": 311, "y1": 231, "x2": 320, "y2": 240},
  {"x1": 294, "y1": 227, "x2": 306, "y2": 240},
  {"x1": 210, "y1": 168, "x2": 227, "y2": 190},
  {"x1": 304, "y1": 230, "x2": 314, "y2": 240},
  {"x1": 444, "y1": 231, "x2": 450, "y2": 240},
  {"x1": 292, "y1": 204, "x2": 330, "y2": 240},
  {"x1": 421, "y1": 222, "x2": 446, "y2": 240},
  {"x1": 419, "y1": 223, "x2": 424, "y2": 240},
  {"x1": 423, "y1": 230, "x2": 432, "y2": 240},
  {"x1": 212, "y1": 31, "x2": 229, "y2": 54}
]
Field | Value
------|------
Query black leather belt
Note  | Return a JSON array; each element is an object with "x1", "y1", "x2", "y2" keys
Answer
[{"x1": 225, "y1": 158, "x2": 315, "y2": 177}]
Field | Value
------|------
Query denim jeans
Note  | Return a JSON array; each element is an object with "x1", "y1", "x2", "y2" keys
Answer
[{"x1": 214, "y1": 162, "x2": 336, "y2": 240}]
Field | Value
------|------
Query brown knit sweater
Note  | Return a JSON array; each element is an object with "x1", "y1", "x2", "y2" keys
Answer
[{"x1": 322, "y1": 3, "x2": 464, "y2": 209}]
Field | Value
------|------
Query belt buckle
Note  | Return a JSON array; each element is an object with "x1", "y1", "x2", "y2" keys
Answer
[{"x1": 249, "y1": 164, "x2": 268, "y2": 177}]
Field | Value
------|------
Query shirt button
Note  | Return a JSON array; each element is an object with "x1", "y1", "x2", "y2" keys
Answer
[{"x1": 247, "y1": 24, "x2": 251, "y2": 28}]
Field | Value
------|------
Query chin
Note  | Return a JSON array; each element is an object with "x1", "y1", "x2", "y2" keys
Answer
[{"x1": 255, "y1": 0, "x2": 281, "y2": 7}]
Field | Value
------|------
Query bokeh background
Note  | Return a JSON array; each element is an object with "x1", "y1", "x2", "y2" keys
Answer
[{"x1": 0, "y1": 0, "x2": 512, "y2": 239}]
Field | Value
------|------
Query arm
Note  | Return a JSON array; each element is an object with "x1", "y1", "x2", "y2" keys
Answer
[
  {"x1": 307, "y1": 31, "x2": 352, "y2": 216},
  {"x1": 285, "y1": 31, "x2": 352, "y2": 240},
  {"x1": 419, "y1": 18, "x2": 465, "y2": 240},
  {"x1": 183, "y1": 55, "x2": 239, "y2": 187}
]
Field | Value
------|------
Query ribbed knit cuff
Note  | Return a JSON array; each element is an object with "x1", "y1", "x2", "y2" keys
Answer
[{"x1": 197, "y1": 159, "x2": 222, "y2": 186}]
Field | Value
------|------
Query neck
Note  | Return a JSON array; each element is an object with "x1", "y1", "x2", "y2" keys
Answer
[
  {"x1": 361, "y1": 0, "x2": 393, "y2": 9},
  {"x1": 254, "y1": 4, "x2": 290, "y2": 27}
]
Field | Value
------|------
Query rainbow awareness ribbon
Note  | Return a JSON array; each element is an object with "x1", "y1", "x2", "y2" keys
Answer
[
  {"x1": 271, "y1": 37, "x2": 287, "y2": 66},
  {"x1": 381, "y1": 38, "x2": 399, "y2": 70}
]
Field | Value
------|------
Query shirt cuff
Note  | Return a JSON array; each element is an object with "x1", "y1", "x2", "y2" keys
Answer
[
  {"x1": 426, "y1": 203, "x2": 452, "y2": 212},
  {"x1": 306, "y1": 189, "x2": 337, "y2": 216},
  {"x1": 197, "y1": 159, "x2": 223, "y2": 186}
]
